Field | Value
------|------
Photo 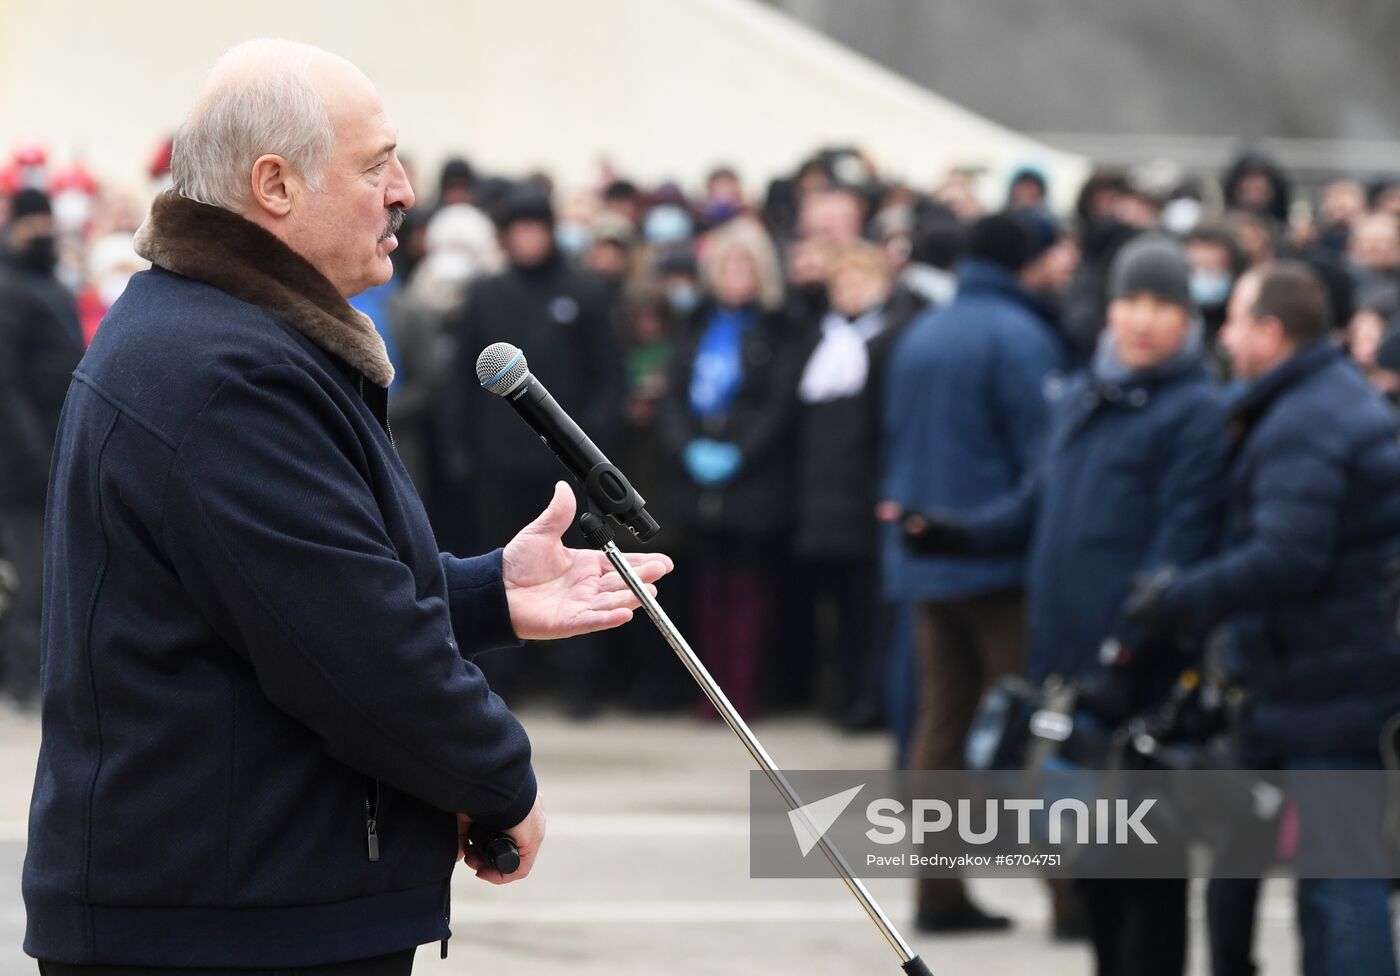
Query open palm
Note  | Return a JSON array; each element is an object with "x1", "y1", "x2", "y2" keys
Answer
[{"x1": 502, "y1": 482, "x2": 673, "y2": 640}]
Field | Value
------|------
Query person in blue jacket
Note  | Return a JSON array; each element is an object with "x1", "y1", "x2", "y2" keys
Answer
[
  {"x1": 904, "y1": 234, "x2": 1229, "y2": 976},
  {"x1": 1129, "y1": 261, "x2": 1400, "y2": 976},
  {"x1": 22, "y1": 40, "x2": 671, "y2": 975},
  {"x1": 880, "y1": 212, "x2": 1069, "y2": 932}
]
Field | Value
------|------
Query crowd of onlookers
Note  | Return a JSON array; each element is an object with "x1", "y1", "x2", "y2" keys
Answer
[{"x1": 4, "y1": 136, "x2": 1400, "y2": 975}]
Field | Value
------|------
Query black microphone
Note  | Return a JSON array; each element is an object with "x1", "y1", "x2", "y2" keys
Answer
[{"x1": 476, "y1": 342, "x2": 660, "y2": 544}]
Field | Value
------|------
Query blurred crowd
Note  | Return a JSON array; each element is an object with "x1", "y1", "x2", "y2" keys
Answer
[{"x1": 4, "y1": 136, "x2": 1400, "y2": 973}]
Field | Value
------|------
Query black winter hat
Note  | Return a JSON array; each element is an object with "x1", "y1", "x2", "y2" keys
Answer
[
  {"x1": 7, "y1": 188, "x2": 52, "y2": 223},
  {"x1": 965, "y1": 213, "x2": 1033, "y2": 272},
  {"x1": 1008, "y1": 209, "x2": 1062, "y2": 263},
  {"x1": 1109, "y1": 233, "x2": 1193, "y2": 312},
  {"x1": 492, "y1": 187, "x2": 554, "y2": 230},
  {"x1": 438, "y1": 157, "x2": 476, "y2": 195}
]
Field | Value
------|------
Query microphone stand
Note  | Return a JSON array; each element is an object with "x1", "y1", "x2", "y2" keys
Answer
[{"x1": 578, "y1": 510, "x2": 933, "y2": 976}]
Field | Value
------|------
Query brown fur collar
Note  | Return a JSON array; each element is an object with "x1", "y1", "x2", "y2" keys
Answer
[{"x1": 134, "y1": 191, "x2": 394, "y2": 387}]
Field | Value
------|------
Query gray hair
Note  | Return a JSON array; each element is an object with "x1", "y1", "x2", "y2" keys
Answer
[{"x1": 171, "y1": 39, "x2": 335, "y2": 213}]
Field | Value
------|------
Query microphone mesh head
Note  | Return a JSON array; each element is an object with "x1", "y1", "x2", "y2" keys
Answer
[{"x1": 476, "y1": 342, "x2": 529, "y2": 395}]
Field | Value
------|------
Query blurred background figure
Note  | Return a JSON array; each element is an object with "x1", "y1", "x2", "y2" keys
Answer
[
  {"x1": 659, "y1": 218, "x2": 802, "y2": 720},
  {"x1": 1184, "y1": 223, "x2": 1247, "y2": 341},
  {"x1": 443, "y1": 186, "x2": 623, "y2": 717},
  {"x1": 76, "y1": 230, "x2": 149, "y2": 347},
  {"x1": 1346, "y1": 211, "x2": 1400, "y2": 297},
  {"x1": 1345, "y1": 291, "x2": 1400, "y2": 403},
  {"x1": 1222, "y1": 150, "x2": 1292, "y2": 226},
  {"x1": 0, "y1": 189, "x2": 82, "y2": 709},
  {"x1": 389, "y1": 201, "x2": 502, "y2": 518},
  {"x1": 792, "y1": 240, "x2": 908, "y2": 731},
  {"x1": 1006, "y1": 165, "x2": 1049, "y2": 212},
  {"x1": 697, "y1": 165, "x2": 746, "y2": 230},
  {"x1": 881, "y1": 212, "x2": 1069, "y2": 934}
]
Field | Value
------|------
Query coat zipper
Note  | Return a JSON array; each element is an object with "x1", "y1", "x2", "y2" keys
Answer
[
  {"x1": 365, "y1": 779, "x2": 381, "y2": 862},
  {"x1": 440, "y1": 882, "x2": 452, "y2": 958},
  {"x1": 358, "y1": 373, "x2": 395, "y2": 446}
]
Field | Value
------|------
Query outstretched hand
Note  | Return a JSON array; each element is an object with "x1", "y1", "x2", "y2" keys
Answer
[{"x1": 502, "y1": 482, "x2": 674, "y2": 641}]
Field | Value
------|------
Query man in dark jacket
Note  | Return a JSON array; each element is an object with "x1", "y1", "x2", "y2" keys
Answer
[
  {"x1": 442, "y1": 187, "x2": 625, "y2": 716},
  {"x1": 24, "y1": 40, "x2": 670, "y2": 974},
  {"x1": 1135, "y1": 262, "x2": 1400, "y2": 976},
  {"x1": 905, "y1": 234, "x2": 1228, "y2": 975},
  {"x1": 880, "y1": 212, "x2": 1067, "y2": 932},
  {"x1": 0, "y1": 188, "x2": 83, "y2": 707}
]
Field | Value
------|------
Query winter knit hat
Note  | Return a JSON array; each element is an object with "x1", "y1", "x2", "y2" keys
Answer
[
  {"x1": 1110, "y1": 233, "x2": 1194, "y2": 312},
  {"x1": 1008, "y1": 209, "x2": 1062, "y2": 263},
  {"x1": 7, "y1": 187, "x2": 52, "y2": 223},
  {"x1": 492, "y1": 186, "x2": 554, "y2": 231},
  {"x1": 965, "y1": 213, "x2": 1033, "y2": 272}
]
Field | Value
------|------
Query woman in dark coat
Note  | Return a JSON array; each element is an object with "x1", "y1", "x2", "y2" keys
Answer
[
  {"x1": 659, "y1": 219, "x2": 804, "y2": 719},
  {"x1": 793, "y1": 240, "x2": 914, "y2": 728}
]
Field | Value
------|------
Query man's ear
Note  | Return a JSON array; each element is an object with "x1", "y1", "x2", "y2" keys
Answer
[
  {"x1": 1259, "y1": 314, "x2": 1290, "y2": 353},
  {"x1": 249, "y1": 154, "x2": 294, "y2": 218}
]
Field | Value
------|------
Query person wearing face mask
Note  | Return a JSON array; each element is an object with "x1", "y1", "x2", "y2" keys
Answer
[
  {"x1": 0, "y1": 188, "x2": 83, "y2": 708},
  {"x1": 442, "y1": 186, "x2": 625, "y2": 718},
  {"x1": 1185, "y1": 224, "x2": 1247, "y2": 343},
  {"x1": 388, "y1": 202, "x2": 502, "y2": 521},
  {"x1": 76, "y1": 232, "x2": 151, "y2": 346}
]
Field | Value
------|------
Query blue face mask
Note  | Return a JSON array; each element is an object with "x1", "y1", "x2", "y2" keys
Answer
[
  {"x1": 667, "y1": 280, "x2": 700, "y2": 316},
  {"x1": 644, "y1": 205, "x2": 694, "y2": 245},
  {"x1": 1190, "y1": 270, "x2": 1233, "y2": 307},
  {"x1": 555, "y1": 221, "x2": 591, "y2": 257}
]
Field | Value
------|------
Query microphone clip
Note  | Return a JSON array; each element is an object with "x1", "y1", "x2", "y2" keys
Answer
[{"x1": 583, "y1": 461, "x2": 659, "y2": 544}]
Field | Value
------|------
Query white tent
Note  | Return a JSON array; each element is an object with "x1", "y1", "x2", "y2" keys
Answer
[{"x1": 0, "y1": 0, "x2": 1085, "y2": 205}]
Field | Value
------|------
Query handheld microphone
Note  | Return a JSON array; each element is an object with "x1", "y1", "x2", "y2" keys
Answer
[{"x1": 476, "y1": 342, "x2": 660, "y2": 544}]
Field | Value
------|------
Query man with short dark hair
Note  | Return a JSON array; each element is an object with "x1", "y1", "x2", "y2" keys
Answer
[{"x1": 1135, "y1": 261, "x2": 1400, "y2": 976}]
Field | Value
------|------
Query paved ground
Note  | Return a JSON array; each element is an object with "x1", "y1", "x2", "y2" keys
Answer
[{"x1": 0, "y1": 701, "x2": 1324, "y2": 974}]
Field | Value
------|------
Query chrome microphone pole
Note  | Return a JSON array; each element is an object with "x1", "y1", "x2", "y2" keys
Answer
[
  {"x1": 579, "y1": 512, "x2": 933, "y2": 976},
  {"x1": 476, "y1": 342, "x2": 932, "y2": 974}
]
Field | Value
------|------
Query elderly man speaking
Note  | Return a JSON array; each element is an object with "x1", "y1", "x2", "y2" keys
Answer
[{"x1": 22, "y1": 39, "x2": 671, "y2": 975}]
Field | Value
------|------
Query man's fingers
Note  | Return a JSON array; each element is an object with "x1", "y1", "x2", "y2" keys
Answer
[
  {"x1": 577, "y1": 608, "x2": 634, "y2": 632},
  {"x1": 594, "y1": 557, "x2": 670, "y2": 588},
  {"x1": 591, "y1": 585, "x2": 656, "y2": 612},
  {"x1": 626, "y1": 553, "x2": 674, "y2": 577}
]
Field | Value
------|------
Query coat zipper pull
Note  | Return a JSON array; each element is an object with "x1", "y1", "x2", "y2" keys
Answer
[
  {"x1": 366, "y1": 817, "x2": 380, "y2": 861},
  {"x1": 365, "y1": 793, "x2": 380, "y2": 862}
]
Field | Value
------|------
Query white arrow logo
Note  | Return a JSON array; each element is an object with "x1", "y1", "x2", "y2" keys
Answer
[{"x1": 788, "y1": 784, "x2": 864, "y2": 856}]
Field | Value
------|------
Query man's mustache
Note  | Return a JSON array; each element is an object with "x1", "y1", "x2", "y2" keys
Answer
[{"x1": 378, "y1": 205, "x2": 407, "y2": 243}]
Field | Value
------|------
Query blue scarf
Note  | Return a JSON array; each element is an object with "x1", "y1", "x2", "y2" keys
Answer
[{"x1": 689, "y1": 306, "x2": 756, "y2": 418}]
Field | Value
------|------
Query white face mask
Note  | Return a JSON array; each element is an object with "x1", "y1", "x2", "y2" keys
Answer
[
  {"x1": 425, "y1": 249, "x2": 473, "y2": 285},
  {"x1": 53, "y1": 190, "x2": 94, "y2": 235},
  {"x1": 97, "y1": 273, "x2": 132, "y2": 308}
]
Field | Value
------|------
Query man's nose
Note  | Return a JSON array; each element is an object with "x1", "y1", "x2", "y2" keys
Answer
[{"x1": 389, "y1": 159, "x2": 415, "y2": 211}]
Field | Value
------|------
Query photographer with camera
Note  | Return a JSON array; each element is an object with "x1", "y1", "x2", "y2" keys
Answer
[
  {"x1": 1125, "y1": 262, "x2": 1400, "y2": 976},
  {"x1": 903, "y1": 234, "x2": 1229, "y2": 976}
]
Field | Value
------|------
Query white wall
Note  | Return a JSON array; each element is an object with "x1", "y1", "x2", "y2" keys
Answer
[{"x1": 0, "y1": 0, "x2": 1085, "y2": 203}]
